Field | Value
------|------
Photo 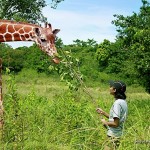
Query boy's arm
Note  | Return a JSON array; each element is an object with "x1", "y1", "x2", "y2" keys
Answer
[
  {"x1": 101, "y1": 117, "x2": 119, "y2": 128},
  {"x1": 102, "y1": 112, "x2": 109, "y2": 118}
]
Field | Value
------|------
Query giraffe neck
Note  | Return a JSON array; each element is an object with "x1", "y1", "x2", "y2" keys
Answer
[
  {"x1": 0, "y1": 20, "x2": 40, "y2": 42},
  {"x1": 0, "y1": 19, "x2": 60, "y2": 58}
]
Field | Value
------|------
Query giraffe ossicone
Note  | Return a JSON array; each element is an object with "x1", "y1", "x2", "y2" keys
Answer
[{"x1": 0, "y1": 20, "x2": 60, "y2": 61}]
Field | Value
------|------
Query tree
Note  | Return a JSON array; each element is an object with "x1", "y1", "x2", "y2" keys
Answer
[
  {"x1": 0, "y1": 0, "x2": 64, "y2": 23},
  {"x1": 51, "y1": 0, "x2": 64, "y2": 9},
  {"x1": 0, "y1": 0, "x2": 46, "y2": 23},
  {"x1": 96, "y1": 39, "x2": 111, "y2": 71},
  {"x1": 112, "y1": 0, "x2": 150, "y2": 92}
]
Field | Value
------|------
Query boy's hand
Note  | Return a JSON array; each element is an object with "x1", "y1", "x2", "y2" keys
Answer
[{"x1": 96, "y1": 108, "x2": 105, "y2": 115}]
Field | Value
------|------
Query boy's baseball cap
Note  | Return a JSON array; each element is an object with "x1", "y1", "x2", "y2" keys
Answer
[{"x1": 109, "y1": 80, "x2": 126, "y2": 92}]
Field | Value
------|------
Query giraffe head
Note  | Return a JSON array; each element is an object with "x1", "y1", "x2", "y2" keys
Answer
[{"x1": 33, "y1": 23, "x2": 60, "y2": 60}]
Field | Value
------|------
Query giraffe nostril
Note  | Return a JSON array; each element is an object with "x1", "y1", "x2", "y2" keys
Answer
[{"x1": 41, "y1": 39, "x2": 46, "y2": 42}]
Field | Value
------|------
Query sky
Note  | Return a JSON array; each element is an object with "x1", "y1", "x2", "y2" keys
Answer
[{"x1": 7, "y1": 0, "x2": 143, "y2": 48}]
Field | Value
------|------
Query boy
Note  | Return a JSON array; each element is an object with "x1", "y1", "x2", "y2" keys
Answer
[{"x1": 97, "y1": 80, "x2": 128, "y2": 149}]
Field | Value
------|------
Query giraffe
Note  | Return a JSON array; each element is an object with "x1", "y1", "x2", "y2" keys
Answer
[
  {"x1": 0, "y1": 19, "x2": 60, "y2": 61},
  {"x1": 0, "y1": 20, "x2": 60, "y2": 131}
]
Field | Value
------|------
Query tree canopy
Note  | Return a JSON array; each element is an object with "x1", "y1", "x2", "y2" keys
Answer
[
  {"x1": 112, "y1": 0, "x2": 150, "y2": 92},
  {"x1": 0, "y1": 0, "x2": 64, "y2": 23},
  {"x1": 96, "y1": 0, "x2": 150, "y2": 92}
]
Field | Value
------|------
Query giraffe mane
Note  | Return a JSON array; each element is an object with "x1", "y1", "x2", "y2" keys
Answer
[{"x1": 0, "y1": 19, "x2": 41, "y2": 28}]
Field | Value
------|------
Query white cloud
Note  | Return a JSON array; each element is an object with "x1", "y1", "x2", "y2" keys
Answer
[
  {"x1": 42, "y1": 6, "x2": 117, "y2": 44},
  {"x1": 7, "y1": 6, "x2": 117, "y2": 48}
]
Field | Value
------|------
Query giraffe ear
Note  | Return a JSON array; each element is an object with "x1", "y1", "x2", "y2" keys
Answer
[
  {"x1": 34, "y1": 28, "x2": 40, "y2": 36},
  {"x1": 53, "y1": 29, "x2": 60, "y2": 35}
]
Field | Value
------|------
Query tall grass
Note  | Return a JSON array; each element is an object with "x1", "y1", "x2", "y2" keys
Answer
[{"x1": 1, "y1": 70, "x2": 150, "y2": 149}]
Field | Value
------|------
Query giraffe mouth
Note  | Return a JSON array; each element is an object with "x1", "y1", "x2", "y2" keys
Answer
[{"x1": 52, "y1": 57, "x2": 60, "y2": 64}]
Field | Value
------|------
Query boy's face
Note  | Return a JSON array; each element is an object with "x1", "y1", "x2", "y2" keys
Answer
[{"x1": 109, "y1": 86, "x2": 116, "y2": 95}]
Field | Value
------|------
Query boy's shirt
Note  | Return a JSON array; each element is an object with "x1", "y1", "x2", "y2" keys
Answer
[{"x1": 107, "y1": 99, "x2": 128, "y2": 137}]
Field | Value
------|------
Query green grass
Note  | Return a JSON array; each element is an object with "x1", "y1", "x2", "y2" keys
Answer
[
  {"x1": 3, "y1": 69, "x2": 67, "y2": 99},
  {"x1": 1, "y1": 69, "x2": 150, "y2": 149}
]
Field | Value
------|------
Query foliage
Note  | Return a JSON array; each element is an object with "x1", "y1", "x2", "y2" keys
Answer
[
  {"x1": 0, "y1": 0, "x2": 64, "y2": 23},
  {"x1": 112, "y1": 0, "x2": 150, "y2": 92},
  {"x1": 2, "y1": 73, "x2": 102, "y2": 149},
  {"x1": 96, "y1": 39, "x2": 112, "y2": 71},
  {"x1": 0, "y1": 43, "x2": 54, "y2": 74},
  {"x1": 0, "y1": 43, "x2": 24, "y2": 72},
  {"x1": 1, "y1": 72, "x2": 150, "y2": 149},
  {"x1": 96, "y1": 0, "x2": 150, "y2": 91},
  {"x1": 50, "y1": 50, "x2": 83, "y2": 91},
  {"x1": 54, "y1": 39, "x2": 100, "y2": 89},
  {"x1": 0, "y1": 0, "x2": 47, "y2": 23},
  {"x1": 19, "y1": 44, "x2": 51, "y2": 74},
  {"x1": 51, "y1": 0, "x2": 64, "y2": 9},
  {"x1": 96, "y1": 39, "x2": 138, "y2": 84}
]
